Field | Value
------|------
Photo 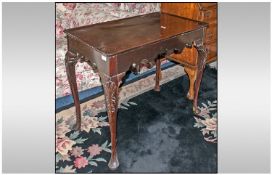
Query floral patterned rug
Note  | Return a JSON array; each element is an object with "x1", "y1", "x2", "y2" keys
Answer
[
  {"x1": 194, "y1": 100, "x2": 217, "y2": 143},
  {"x1": 56, "y1": 109, "x2": 111, "y2": 173},
  {"x1": 56, "y1": 101, "x2": 139, "y2": 173},
  {"x1": 56, "y1": 66, "x2": 217, "y2": 173}
]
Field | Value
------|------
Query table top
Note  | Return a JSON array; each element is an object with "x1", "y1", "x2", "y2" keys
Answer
[{"x1": 65, "y1": 12, "x2": 207, "y2": 56}]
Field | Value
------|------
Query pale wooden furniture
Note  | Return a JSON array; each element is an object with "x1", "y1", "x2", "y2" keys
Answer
[{"x1": 161, "y1": 3, "x2": 217, "y2": 100}]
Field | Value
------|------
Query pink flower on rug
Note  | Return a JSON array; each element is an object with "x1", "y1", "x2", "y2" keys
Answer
[
  {"x1": 202, "y1": 118, "x2": 217, "y2": 131},
  {"x1": 70, "y1": 146, "x2": 84, "y2": 157},
  {"x1": 198, "y1": 107, "x2": 210, "y2": 117},
  {"x1": 63, "y1": 3, "x2": 76, "y2": 10},
  {"x1": 74, "y1": 156, "x2": 88, "y2": 169},
  {"x1": 87, "y1": 144, "x2": 102, "y2": 157},
  {"x1": 56, "y1": 137, "x2": 76, "y2": 155}
]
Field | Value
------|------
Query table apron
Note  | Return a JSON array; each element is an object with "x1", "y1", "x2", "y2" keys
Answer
[
  {"x1": 67, "y1": 36, "x2": 110, "y2": 74},
  {"x1": 67, "y1": 28, "x2": 204, "y2": 76},
  {"x1": 116, "y1": 29, "x2": 204, "y2": 74},
  {"x1": 68, "y1": 37, "x2": 94, "y2": 61}
]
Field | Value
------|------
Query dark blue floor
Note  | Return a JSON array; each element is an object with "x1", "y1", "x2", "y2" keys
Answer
[
  {"x1": 57, "y1": 66, "x2": 217, "y2": 173},
  {"x1": 99, "y1": 66, "x2": 217, "y2": 173},
  {"x1": 109, "y1": 66, "x2": 217, "y2": 173}
]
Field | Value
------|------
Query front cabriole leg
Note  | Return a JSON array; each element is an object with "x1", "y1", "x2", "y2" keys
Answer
[
  {"x1": 100, "y1": 72, "x2": 125, "y2": 170},
  {"x1": 193, "y1": 40, "x2": 207, "y2": 114},
  {"x1": 65, "y1": 51, "x2": 81, "y2": 130}
]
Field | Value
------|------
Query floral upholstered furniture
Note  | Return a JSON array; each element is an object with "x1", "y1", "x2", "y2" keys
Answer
[{"x1": 56, "y1": 3, "x2": 161, "y2": 99}]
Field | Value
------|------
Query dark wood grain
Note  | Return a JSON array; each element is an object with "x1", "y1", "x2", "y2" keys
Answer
[
  {"x1": 64, "y1": 12, "x2": 206, "y2": 56},
  {"x1": 64, "y1": 12, "x2": 208, "y2": 170}
]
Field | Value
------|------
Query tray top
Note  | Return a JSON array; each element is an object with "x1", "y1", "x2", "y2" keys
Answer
[{"x1": 64, "y1": 12, "x2": 207, "y2": 56}]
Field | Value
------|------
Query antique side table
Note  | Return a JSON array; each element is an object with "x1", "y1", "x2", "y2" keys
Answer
[{"x1": 64, "y1": 12, "x2": 208, "y2": 170}]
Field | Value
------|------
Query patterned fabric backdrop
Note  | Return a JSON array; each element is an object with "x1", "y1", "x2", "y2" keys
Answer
[{"x1": 56, "y1": 3, "x2": 161, "y2": 98}]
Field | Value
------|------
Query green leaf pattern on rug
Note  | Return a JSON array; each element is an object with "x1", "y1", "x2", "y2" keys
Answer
[
  {"x1": 101, "y1": 140, "x2": 112, "y2": 153},
  {"x1": 89, "y1": 161, "x2": 98, "y2": 167},
  {"x1": 55, "y1": 153, "x2": 62, "y2": 163},
  {"x1": 69, "y1": 131, "x2": 80, "y2": 140},
  {"x1": 92, "y1": 128, "x2": 102, "y2": 135},
  {"x1": 119, "y1": 99, "x2": 138, "y2": 110},
  {"x1": 74, "y1": 137, "x2": 88, "y2": 144}
]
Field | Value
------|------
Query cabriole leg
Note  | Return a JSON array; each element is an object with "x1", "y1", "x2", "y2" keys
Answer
[
  {"x1": 100, "y1": 73, "x2": 124, "y2": 170},
  {"x1": 65, "y1": 51, "x2": 81, "y2": 130},
  {"x1": 184, "y1": 66, "x2": 197, "y2": 100},
  {"x1": 193, "y1": 41, "x2": 207, "y2": 114}
]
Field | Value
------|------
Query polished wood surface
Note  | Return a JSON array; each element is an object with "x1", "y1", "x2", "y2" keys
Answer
[
  {"x1": 64, "y1": 12, "x2": 208, "y2": 170},
  {"x1": 65, "y1": 12, "x2": 206, "y2": 55},
  {"x1": 161, "y1": 3, "x2": 217, "y2": 100}
]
